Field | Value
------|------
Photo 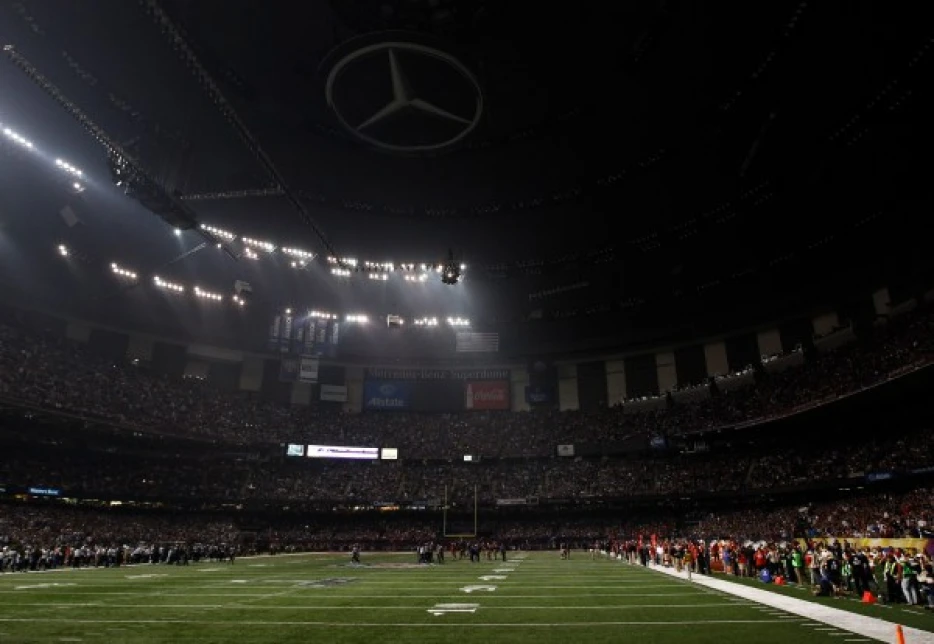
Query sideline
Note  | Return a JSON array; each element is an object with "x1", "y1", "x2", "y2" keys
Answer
[
  {"x1": 647, "y1": 563, "x2": 934, "y2": 643},
  {"x1": 0, "y1": 550, "x2": 407, "y2": 578}
]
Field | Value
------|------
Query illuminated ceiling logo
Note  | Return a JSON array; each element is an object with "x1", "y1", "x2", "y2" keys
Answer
[{"x1": 324, "y1": 42, "x2": 483, "y2": 154}]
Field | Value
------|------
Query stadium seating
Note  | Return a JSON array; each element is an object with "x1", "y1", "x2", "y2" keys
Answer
[{"x1": 2, "y1": 304, "x2": 933, "y2": 555}]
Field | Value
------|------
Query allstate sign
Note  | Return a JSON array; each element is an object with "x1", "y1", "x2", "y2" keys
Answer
[{"x1": 364, "y1": 380, "x2": 412, "y2": 410}]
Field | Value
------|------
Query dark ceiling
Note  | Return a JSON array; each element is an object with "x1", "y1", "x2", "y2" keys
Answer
[{"x1": 0, "y1": 0, "x2": 931, "y2": 350}]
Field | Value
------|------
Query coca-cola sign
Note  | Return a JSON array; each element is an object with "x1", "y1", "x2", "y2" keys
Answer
[{"x1": 464, "y1": 381, "x2": 510, "y2": 411}]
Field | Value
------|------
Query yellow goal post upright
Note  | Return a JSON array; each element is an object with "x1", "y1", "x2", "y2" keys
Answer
[{"x1": 442, "y1": 484, "x2": 478, "y2": 539}]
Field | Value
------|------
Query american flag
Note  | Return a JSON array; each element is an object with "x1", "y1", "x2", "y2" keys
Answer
[{"x1": 455, "y1": 331, "x2": 499, "y2": 352}]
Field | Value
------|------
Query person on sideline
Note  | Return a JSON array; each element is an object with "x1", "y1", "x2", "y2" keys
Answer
[{"x1": 683, "y1": 547, "x2": 694, "y2": 581}]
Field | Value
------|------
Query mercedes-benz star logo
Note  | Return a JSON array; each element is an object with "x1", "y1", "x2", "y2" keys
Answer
[{"x1": 325, "y1": 42, "x2": 483, "y2": 154}]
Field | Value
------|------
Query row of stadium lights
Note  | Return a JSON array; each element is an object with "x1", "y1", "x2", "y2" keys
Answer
[
  {"x1": 195, "y1": 224, "x2": 465, "y2": 281},
  {"x1": 403, "y1": 316, "x2": 470, "y2": 327},
  {"x1": 4, "y1": 119, "x2": 458, "y2": 306},
  {"x1": 284, "y1": 308, "x2": 353, "y2": 322},
  {"x1": 328, "y1": 256, "x2": 466, "y2": 276},
  {"x1": 1, "y1": 120, "x2": 463, "y2": 281},
  {"x1": 149, "y1": 273, "x2": 244, "y2": 305},
  {"x1": 61, "y1": 245, "x2": 466, "y2": 321},
  {"x1": 55, "y1": 245, "x2": 246, "y2": 307},
  {"x1": 280, "y1": 308, "x2": 470, "y2": 327},
  {"x1": 2, "y1": 123, "x2": 86, "y2": 193},
  {"x1": 390, "y1": 316, "x2": 470, "y2": 327}
]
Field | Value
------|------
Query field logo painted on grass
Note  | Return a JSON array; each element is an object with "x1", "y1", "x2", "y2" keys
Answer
[
  {"x1": 479, "y1": 575, "x2": 507, "y2": 581},
  {"x1": 460, "y1": 585, "x2": 496, "y2": 593},
  {"x1": 427, "y1": 603, "x2": 480, "y2": 616},
  {"x1": 296, "y1": 577, "x2": 359, "y2": 589},
  {"x1": 125, "y1": 574, "x2": 167, "y2": 579},
  {"x1": 14, "y1": 582, "x2": 77, "y2": 590},
  {"x1": 493, "y1": 568, "x2": 515, "y2": 573},
  {"x1": 229, "y1": 580, "x2": 249, "y2": 584},
  {"x1": 338, "y1": 562, "x2": 429, "y2": 570}
]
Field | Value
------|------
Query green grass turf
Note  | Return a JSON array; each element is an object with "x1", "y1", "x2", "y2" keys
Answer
[
  {"x1": 709, "y1": 569, "x2": 934, "y2": 633},
  {"x1": 0, "y1": 552, "x2": 922, "y2": 643}
]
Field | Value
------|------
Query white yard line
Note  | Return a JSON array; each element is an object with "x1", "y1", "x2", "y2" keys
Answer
[
  {"x1": 0, "y1": 591, "x2": 712, "y2": 598},
  {"x1": 648, "y1": 564, "x2": 934, "y2": 644},
  {"x1": 0, "y1": 618, "x2": 818, "y2": 627},
  {"x1": 3, "y1": 603, "x2": 746, "y2": 610}
]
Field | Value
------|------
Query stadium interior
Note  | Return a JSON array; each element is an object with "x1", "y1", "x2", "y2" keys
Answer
[{"x1": 0, "y1": 1, "x2": 933, "y2": 642}]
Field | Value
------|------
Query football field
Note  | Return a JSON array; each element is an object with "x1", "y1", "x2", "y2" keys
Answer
[{"x1": 0, "y1": 551, "x2": 929, "y2": 643}]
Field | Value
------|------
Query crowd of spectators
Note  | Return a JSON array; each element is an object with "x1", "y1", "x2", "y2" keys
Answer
[
  {"x1": 2, "y1": 304, "x2": 934, "y2": 580},
  {"x1": 2, "y1": 425, "x2": 932, "y2": 504},
  {"x1": 1, "y1": 486, "x2": 932, "y2": 560},
  {"x1": 1, "y1": 304, "x2": 932, "y2": 457},
  {"x1": 0, "y1": 422, "x2": 934, "y2": 505}
]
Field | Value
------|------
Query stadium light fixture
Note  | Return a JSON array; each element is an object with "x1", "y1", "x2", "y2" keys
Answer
[{"x1": 110, "y1": 262, "x2": 138, "y2": 280}]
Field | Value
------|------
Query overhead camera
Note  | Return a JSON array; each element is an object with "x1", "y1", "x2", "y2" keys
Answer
[{"x1": 441, "y1": 249, "x2": 461, "y2": 285}]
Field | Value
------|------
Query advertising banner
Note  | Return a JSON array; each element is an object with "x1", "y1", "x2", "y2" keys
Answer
[
  {"x1": 455, "y1": 331, "x2": 499, "y2": 352},
  {"x1": 366, "y1": 368, "x2": 510, "y2": 381},
  {"x1": 363, "y1": 380, "x2": 413, "y2": 410},
  {"x1": 306, "y1": 445, "x2": 379, "y2": 460},
  {"x1": 496, "y1": 498, "x2": 528, "y2": 506},
  {"x1": 279, "y1": 356, "x2": 299, "y2": 382},
  {"x1": 28, "y1": 487, "x2": 61, "y2": 496},
  {"x1": 525, "y1": 385, "x2": 555, "y2": 405},
  {"x1": 795, "y1": 537, "x2": 934, "y2": 559},
  {"x1": 320, "y1": 384, "x2": 348, "y2": 402},
  {"x1": 465, "y1": 381, "x2": 510, "y2": 410},
  {"x1": 299, "y1": 355, "x2": 319, "y2": 383},
  {"x1": 557, "y1": 444, "x2": 575, "y2": 457}
]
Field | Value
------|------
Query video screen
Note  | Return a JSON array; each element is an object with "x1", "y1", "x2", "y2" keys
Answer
[
  {"x1": 381, "y1": 448, "x2": 398, "y2": 460},
  {"x1": 307, "y1": 445, "x2": 379, "y2": 460},
  {"x1": 286, "y1": 444, "x2": 305, "y2": 457}
]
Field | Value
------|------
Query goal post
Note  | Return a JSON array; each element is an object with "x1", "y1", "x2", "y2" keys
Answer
[{"x1": 442, "y1": 483, "x2": 478, "y2": 539}]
